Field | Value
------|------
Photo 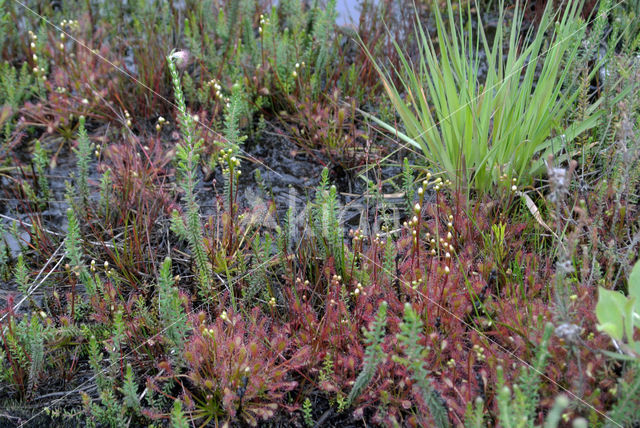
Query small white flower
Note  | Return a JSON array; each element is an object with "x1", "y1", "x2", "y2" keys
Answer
[{"x1": 169, "y1": 50, "x2": 190, "y2": 69}]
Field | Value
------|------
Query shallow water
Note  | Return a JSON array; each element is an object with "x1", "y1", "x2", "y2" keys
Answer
[{"x1": 335, "y1": 0, "x2": 363, "y2": 25}]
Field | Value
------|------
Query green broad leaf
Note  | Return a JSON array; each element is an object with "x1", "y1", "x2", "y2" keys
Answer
[
  {"x1": 629, "y1": 260, "x2": 640, "y2": 329},
  {"x1": 601, "y1": 349, "x2": 640, "y2": 362},
  {"x1": 623, "y1": 297, "x2": 636, "y2": 344},
  {"x1": 628, "y1": 259, "x2": 640, "y2": 301},
  {"x1": 598, "y1": 322, "x2": 622, "y2": 341},
  {"x1": 531, "y1": 111, "x2": 603, "y2": 174},
  {"x1": 596, "y1": 287, "x2": 627, "y2": 341}
]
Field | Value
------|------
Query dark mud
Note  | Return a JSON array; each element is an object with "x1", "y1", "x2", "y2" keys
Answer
[{"x1": 196, "y1": 124, "x2": 405, "y2": 237}]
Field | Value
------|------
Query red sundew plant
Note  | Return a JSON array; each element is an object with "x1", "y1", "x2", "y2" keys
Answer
[
  {"x1": 120, "y1": 293, "x2": 175, "y2": 369},
  {"x1": 89, "y1": 135, "x2": 176, "y2": 287},
  {"x1": 285, "y1": 273, "x2": 365, "y2": 387},
  {"x1": 176, "y1": 307, "x2": 309, "y2": 427},
  {"x1": 480, "y1": 263, "x2": 617, "y2": 420},
  {"x1": 19, "y1": 98, "x2": 79, "y2": 142},
  {"x1": 98, "y1": 135, "x2": 175, "y2": 221},
  {"x1": 422, "y1": 192, "x2": 620, "y2": 422},
  {"x1": 277, "y1": 187, "x2": 626, "y2": 425},
  {"x1": 0, "y1": 176, "x2": 58, "y2": 258},
  {"x1": 283, "y1": 269, "x2": 459, "y2": 424},
  {"x1": 198, "y1": 176, "x2": 277, "y2": 281},
  {"x1": 20, "y1": 32, "x2": 121, "y2": 138},
  {"x1": 582, "y1": 179, "x2": 640, "y2": 289},
  {"x1": 282, "y1": 90, "x2": 371, "y2": 167}
]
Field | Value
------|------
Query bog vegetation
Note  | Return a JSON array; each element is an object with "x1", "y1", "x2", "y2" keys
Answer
[{"x1": 0, "y1": 0, "x2": 639, "y2": 426}]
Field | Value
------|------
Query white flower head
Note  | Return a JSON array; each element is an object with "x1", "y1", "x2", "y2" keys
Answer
[{"x1": 169, "y1": 50, "x2": 191, "y2": 69}]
